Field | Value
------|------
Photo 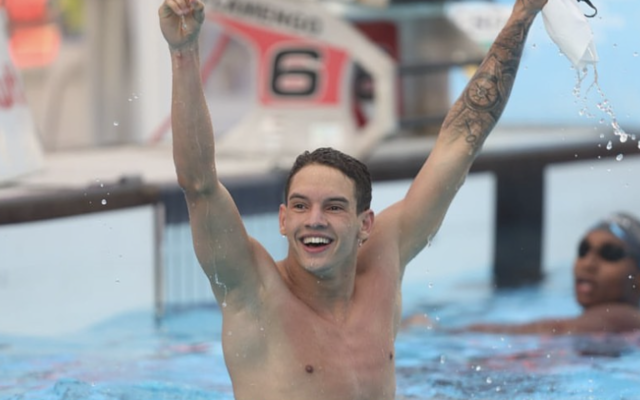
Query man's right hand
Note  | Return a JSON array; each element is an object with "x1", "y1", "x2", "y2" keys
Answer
[{"x1": 158, "y1": 0, "x2": 205, "y2": 50}]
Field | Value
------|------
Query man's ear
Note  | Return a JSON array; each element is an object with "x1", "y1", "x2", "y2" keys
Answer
[
  {"x1": 278, "y1": 203, "x2": 287, "y2": 235},
  {"x1": 358, "y1": 209, "x2": 375, "y2": 243}
]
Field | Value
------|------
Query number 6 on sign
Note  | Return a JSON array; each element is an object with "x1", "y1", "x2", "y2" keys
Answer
[{"x1": 271, "y1": 49, "x2": 320, "y2": 97}]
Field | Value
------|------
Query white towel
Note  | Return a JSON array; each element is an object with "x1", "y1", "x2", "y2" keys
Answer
[{"x1": 542, "y1": 0, "x2": 599, "y2": 69}]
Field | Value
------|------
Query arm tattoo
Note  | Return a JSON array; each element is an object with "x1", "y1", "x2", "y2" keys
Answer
[{"x1": 443, "y1": 13, "x2": 535, "y2": 152}]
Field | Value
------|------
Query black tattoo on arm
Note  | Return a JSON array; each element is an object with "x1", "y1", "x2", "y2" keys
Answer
[{"x1": 443, "y1": 12, "x2": 536, "y2": 153}]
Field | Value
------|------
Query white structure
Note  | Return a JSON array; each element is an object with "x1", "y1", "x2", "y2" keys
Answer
[{"x1": 0, "y1": 10, "x2": 44, "y2": 185}]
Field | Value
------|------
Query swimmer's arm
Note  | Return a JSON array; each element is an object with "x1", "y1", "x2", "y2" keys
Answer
[
  {"x1": 460, "y1": 306, "x2": 640, "y2": 335},
  {"x1": 461, "y1": 320, "x2": 578, "y2": 335},
  {"x1": 386, "y1": 0, "x2": 545, "y2": 271},
  {"x1": 166, "y1": 4, "x2": 262, "y2": 306}
]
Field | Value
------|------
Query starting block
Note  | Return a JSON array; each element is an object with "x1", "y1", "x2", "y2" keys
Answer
[{"x1": 206, "y1": 0, "x2": 397, "y2": 168}]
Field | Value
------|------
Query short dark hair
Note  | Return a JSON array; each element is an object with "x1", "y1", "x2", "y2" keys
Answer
[{"x1": 284, "y1": 148, "x2": 372, "y2": 214}]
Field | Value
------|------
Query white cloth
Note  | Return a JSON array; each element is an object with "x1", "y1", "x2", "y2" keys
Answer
[{"x1": 542, "y1": 0, "x2": 598, "y2": 69}]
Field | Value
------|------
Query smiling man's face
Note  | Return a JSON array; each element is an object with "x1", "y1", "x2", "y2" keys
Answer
[{"x1": 279, "y1": 164, "x2": 369, "y2": 277}]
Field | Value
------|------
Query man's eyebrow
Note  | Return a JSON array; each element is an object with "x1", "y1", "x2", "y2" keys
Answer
[
  {"x1": 288, "y1": 193, "x2": 350, "y2": 205},
  {"x1": 326, "y1": 197, "x2": 350, "y2": 205},
  {"x1": 288, "y1": 193, "x2": 309, "y2": 202}
]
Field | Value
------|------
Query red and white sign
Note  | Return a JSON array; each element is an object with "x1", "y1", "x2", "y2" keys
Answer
[
  {"x1": 0, "y1": 9, "x2": 44, "y2": 184},
  {"x1": 207, "y1": 0, "x2": 396, "y2": 166}
]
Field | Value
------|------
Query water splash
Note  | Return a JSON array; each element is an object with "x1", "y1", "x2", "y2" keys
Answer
[{"x1": 573, "y1": 65, "x2": 633, "y2": 148}]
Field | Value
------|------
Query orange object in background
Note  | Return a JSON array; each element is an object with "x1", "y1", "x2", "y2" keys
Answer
[
  {"x1": 4, "y1": 0, "x2": 48, "y2": 22},
  {"x1": 1, "y1": 0, "x2": 61, "y2": 69}
]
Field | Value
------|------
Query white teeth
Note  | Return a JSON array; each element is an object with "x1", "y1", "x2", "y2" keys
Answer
[{"x1": 303, "y1": 237, "x2": 330, "y2": 245}]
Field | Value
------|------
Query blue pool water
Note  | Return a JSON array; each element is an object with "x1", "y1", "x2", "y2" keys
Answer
[{"x1": 3, "y1": 265, "x2": 640, "y2": 400}]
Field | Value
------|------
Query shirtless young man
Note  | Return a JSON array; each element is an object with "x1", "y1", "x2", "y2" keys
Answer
[
  {"x1": 463, "y1": 213, "x2": 640, "y2": 335},
  {"x1": 158, "y1": 0, "x2": 547, "y2": 398}
]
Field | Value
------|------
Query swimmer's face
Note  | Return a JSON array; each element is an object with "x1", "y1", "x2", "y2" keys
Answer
[
  {"x1": 573, "y1": 229, "x2": 640, "y2": 309},
  {"x1": 279, "y1": 164, "x2": 373, "y2": 276}
]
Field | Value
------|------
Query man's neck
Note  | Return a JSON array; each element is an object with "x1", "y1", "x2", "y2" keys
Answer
[{"x1": 278, "y1": 257, "x2": 358, "y2": 323}]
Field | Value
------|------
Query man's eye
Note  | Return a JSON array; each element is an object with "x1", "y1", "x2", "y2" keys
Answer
[
  {"x1": 328, "y1": 205, "x2": 342, "y2": 211},
  {"x1": 292, "y1": 203, "x2": 306, "y2": 210}
]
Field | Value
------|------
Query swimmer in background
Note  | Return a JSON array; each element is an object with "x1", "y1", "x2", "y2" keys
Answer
[
  {"x1": 406, "y1": 212, "x2": 640, "y2": 335},
  {"x1": 158, "y1": 0, "x2": 548, "y2": 399}
]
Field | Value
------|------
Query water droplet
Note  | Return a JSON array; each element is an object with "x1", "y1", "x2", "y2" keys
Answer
[
  {"x1": 101, "y1": 199, "x2": 107, "y2": 205},
  {"x1": 606, "y1": 141, "x2": 613, "y2": 150},
  {"x1": 222, "y1": 302, "x2": 227, "y2": 308},
  {"x1": 486, "y1": 378, "x2": 493, "y2": 384},
  {"x1": 629, "y1": 275, "x2": 634, "y2": 279},
  {"x1": 531, "y1": 43, "x2": 537, "y2": 49},
  {"x1": 113, "y1": 121, "x2": 119, "y2": 127},
  {"x1": 616, "y1": 154, "x2": 624, "y2": 161},
  {"x1": 475, "y1": 365, "x2": 482, "y2": 371},
  {"x1": 440, "y1": 355, "x2": 446, "y2": 364},
  {"x1": 634, "y1": 52, "x2": 639, "y2": 57}
]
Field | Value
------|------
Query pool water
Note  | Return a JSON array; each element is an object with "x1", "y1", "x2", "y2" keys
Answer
[{"x1": 3, "y1": 267, "x2": 640, "y2": 400}]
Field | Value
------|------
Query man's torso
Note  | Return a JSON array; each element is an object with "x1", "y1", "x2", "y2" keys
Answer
[{"x1": 220, "y1": 243, "x2": 402, "y2": 400}]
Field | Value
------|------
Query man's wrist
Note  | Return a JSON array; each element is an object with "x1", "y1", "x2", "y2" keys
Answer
[{"x1": 170, "y1": 43, "x2": 200, "y2": 63}]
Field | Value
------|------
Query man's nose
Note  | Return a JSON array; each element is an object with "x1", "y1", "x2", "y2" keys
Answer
[{"x1": 306, "y1": 206, "x2": 327, "y2": 228}]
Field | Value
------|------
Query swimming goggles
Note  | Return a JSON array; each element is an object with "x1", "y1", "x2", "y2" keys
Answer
[{"x1": 578, "y1": 239, "x2": 629, "y2": 262}]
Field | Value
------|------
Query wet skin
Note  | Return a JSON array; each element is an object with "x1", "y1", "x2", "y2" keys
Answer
[{"x1": 220, "y1": 164, "x2": 399, "y2": 400}]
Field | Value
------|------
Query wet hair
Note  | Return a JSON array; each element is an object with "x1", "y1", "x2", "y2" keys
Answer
[
  {"x1": 284, "y1": 147, "x2": 372, "y2": 214},
  {"x1": 590, "y1": 212, "x2": 640, "y2": 269}
]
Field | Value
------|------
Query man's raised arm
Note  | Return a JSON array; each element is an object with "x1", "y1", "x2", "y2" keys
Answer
[
  {"x1": 159, "y1": 0, "x2": 262, "y2": 305},
  {"x1": 386, "y1": 0, "x2": 548, "y2": 269}
]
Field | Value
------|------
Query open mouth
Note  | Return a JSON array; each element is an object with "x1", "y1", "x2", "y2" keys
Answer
[
  {"x1": 301, "y1": 236, "x2": 333, "y2": 250},
  {"x1": 575, "y1": 278, "x2": 595, "y2": 295}
]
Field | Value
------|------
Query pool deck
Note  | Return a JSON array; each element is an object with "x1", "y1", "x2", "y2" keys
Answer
[{"x1": 0, "y1": 124, "x2": 631, "y2": 204}]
